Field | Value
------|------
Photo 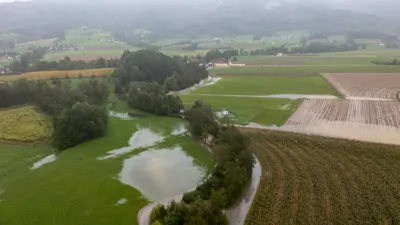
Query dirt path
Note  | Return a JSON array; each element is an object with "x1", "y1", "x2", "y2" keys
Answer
[{"x1": 137, "y1": 157, "x2": 262, "y2": 225}]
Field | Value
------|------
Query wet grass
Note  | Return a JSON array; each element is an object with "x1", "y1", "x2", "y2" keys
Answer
[
  {"x1": 0, "y1": 101, "x2": 214, "y2": 225},
  {"x1": 189, "y1": 76, "x2": 340, "y2": 96},
  {"x1": 179, "y1": 94, "x2": 300, "y2": 125},
  {"x1": 211, "y1": 65, "x2": 400, "y2": 76}
]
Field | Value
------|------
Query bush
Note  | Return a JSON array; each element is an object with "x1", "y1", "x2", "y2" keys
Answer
[
  {"x1": 52, "y1": 102, "x2": 108, "y2": 150},
  {"x1": 150, "y1": 204, "x2": 167, "y2": 224}
]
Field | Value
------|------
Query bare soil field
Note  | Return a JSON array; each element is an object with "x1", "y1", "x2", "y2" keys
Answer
[
  {"x1": 323, "y1": 73, "x2": 400, "y2": 100},
  {"x1": 241, "y1": 60, "x2": 307, "y2": 66},
  {"x1": 284, "y1": 99, "x2": 400, "y2": 145}
]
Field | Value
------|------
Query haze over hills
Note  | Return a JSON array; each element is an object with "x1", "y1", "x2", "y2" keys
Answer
[{"x1": 0, "y1": 0, "x2": 399, "y2": 43}]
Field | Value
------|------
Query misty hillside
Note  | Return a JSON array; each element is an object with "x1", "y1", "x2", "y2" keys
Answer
[{"x1": 0, "y1": 0, "x2": 399, "y2": 43}]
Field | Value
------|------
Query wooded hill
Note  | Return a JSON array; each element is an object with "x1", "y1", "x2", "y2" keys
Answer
[{"x1": 0, "y1": 0, "x2": 398, "y2": 43}]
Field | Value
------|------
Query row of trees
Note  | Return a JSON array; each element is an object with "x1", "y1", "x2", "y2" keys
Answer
[
  {"x1": 150, "y1": 103, "x2": 254, "y2": 225},
  {"x1": 204, "y1": 49, "x2": 239, "y2": 62},
  {"x1": 371, "y1": 59, "x2": 400, "y2": 65},
  {"x1": 30, "y1": 57, "x2": 118, "y2": 71},
  {"x1": 8, "y1": 56, "x2": 118, "y2": 74},
  {"x1": 8, "y1": 47, "x2": 47, "y2": 73},
  {"x1": 239, "y1": 42, "x2": 359, "y2": 56},
  {"x1": 0, "y1": 78, "x2": 109, "y2": 149}
]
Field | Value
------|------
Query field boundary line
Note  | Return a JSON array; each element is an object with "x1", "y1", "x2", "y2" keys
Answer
[
  {"x1": 319, "y1": 73, "x2": 346, "y2": 99},
  {"x1": 397, "y1": 91, "x2": 400, "y2": 103}
]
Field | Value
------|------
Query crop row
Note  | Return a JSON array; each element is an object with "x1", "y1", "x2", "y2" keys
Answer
[{"x1": 244, "y1": 130, "x2": 400, "y2": 225}]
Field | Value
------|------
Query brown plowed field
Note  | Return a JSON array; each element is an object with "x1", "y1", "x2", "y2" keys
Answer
[
  {"x1": 283, "y1": 99, "x2": 400, "y2": 145},
  {"x1": 323, "y1": 73, "x2": 400, "y2": 100}
]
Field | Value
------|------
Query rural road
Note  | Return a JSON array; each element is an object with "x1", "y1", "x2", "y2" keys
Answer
[
  {"x1": 137, "y1": 194, "x2": 184, "y2": 225},
  {"x1": 226, "y1": 157, "x2": 262, "y2": 225},
  {"x1": 137, "y1": 156, "x2": 262, "y2": 225}
]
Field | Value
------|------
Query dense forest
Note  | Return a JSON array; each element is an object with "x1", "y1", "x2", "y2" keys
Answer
[
  {"x1": 113, "y1": 50, "x2": 207, "y2": 115},
  {"x1": 0, "y1": 78, "x2": 110, "y2": 149},
  {"x1": 150, "y1": 103, "x2": 254, "y2": 224}
]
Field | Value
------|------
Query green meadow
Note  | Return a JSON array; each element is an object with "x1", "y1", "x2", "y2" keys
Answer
[
  {"x1": 0, "y1": 101, "x2": 214, "y2": 225},
  {"x1": 189, "y1": 75, "x2": 340, "y2": 96}
]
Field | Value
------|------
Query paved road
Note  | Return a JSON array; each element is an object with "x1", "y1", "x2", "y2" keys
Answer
[{"x1": 137, "y1": 156, "x2": 262, "y2": 225}]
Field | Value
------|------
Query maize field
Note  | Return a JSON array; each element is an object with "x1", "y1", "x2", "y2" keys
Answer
[{"x1": 244, "y1": 129, "x2": 400, "y2": 225}]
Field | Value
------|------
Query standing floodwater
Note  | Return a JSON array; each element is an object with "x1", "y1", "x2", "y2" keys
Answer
[{"x1": 119, "y1": 146, "x2": 206, "y2": 201}]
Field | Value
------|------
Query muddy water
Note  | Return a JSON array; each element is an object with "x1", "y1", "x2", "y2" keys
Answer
[
  {"x1": 119, "y1": 146, "x2": 206, "y2": 201},
  {"x1": 98, "y1": 128, "x2": 165, "y2": 160},
  {"x1": 31, "y1": 154, "x2": 57, "y2": 170}
]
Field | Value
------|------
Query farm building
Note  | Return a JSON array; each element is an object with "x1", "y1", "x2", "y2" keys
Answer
[{"x1": 276, "y1": 52, "x2": 284, "y2": 57}]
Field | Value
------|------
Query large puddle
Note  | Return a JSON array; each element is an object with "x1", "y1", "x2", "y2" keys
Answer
[
  {"x1": 177, "y1": 76, "x2": 222, "y2": 94},
  {"x1": 109, "y1": 110, "x2": 133, "y2": 120},
  {"x1": 98, "y1": 128, "x2": 165, "y2": 160},
  {"x1": 31, "y1": 154, "x2": 57, "y2": 170},
  {"x1": 119, "y1": 146, "x2": 206, "y2": 201}
]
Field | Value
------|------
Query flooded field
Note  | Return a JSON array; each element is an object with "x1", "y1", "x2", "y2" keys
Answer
[
  {"x1": 98, "y1": 128, "x2": 165, "y2": 160},
  {"x1": 119, "y1": 146, "x2": 206, "y2": 201}
]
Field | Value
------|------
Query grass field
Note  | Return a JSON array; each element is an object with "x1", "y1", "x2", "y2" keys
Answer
[
  {"x1": 19, "y1": 38, "x2": 58, "y2": 47},
  {"x1": 244, "y1": 129, "x2": 400, "y2": 225},
  {"x1": 179, "y1": 95, "x2": 301, "y2": 125},
  {"x1": 0, "y1": 105, "x2": 52, "y2": 142},
  {"x1": 189, "y1": 76, "x2": 340, "y2": 96},
  {"x1": 0, "y1": 101, "x2": 214, "y2": 225},
  {"x1": 211, "y1": 65, "x2": 400, "y2": 76},
  {"x1": 0, "y1": 68, "x2": 114, "y2": 82}
]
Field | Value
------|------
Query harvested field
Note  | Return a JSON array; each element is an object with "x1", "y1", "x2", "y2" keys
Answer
[
  {"x1": 0, "y1": 68, "x2": 114, "y2": 82},
  {"x1": 323, "y1": 73, "x2": 400, "y2": 100},
  {"x1": 244, "y1": 129, "x2": 400, "y2": 225},
  {"x1": 284, "y1": 99, "x2": 400, "y2": 145}
]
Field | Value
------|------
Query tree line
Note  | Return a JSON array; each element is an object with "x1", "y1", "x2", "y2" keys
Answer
[
  {"x1": 150, "y1": 102, "x2": 254, "y2": 225},
  {"x1": 371, "y1": 59, "x2": 400, "y2": 65},
  {"x1": 113, "y1": 50, "x2": 208, "y2": 115},
  {"x1": 0, "y1": 78, "x2": 110, "y2": 150},
  {"x1": 7, "y1": 56, "x2": 118, "y2": 74}
]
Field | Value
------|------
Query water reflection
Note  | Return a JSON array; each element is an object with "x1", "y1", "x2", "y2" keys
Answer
[
  {"x1": 119, "y1": 146, "x2": 206, "y2": 201},
  {"x1": 98, "y1": 128, "x2": 165, "y2": 160}
]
